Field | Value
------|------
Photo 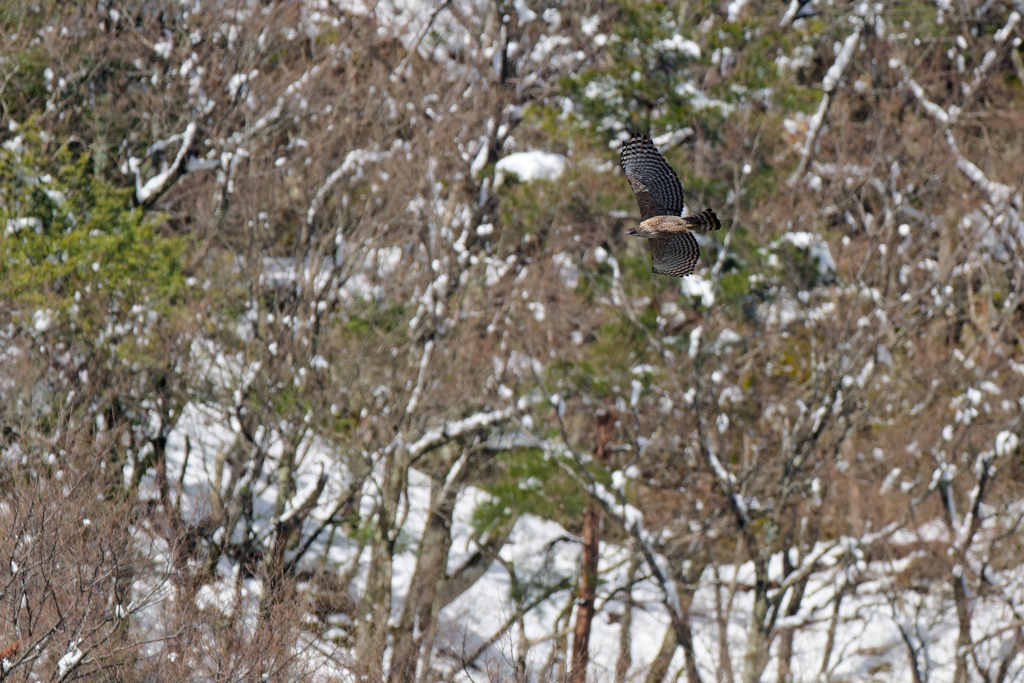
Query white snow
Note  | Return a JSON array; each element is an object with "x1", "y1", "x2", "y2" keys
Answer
[
  {"x1": 32, "y1": 309, "x2": 55, "y2": 333},
  {"x1": 717, "y1": 329, "x2": 742, "y2": 346},
  {"x1": 996, "y1": 430, "x2": 1019, "y2": 457},
  {"x1": 494, "y1": 151, "x2": 567, "y2": 186},
  {"x1": 726, "y1": 0, "x2": 749, "y2": 22},
  {"x1": 781, "y1": 231, "x2": 814, "y2": 249},
  {"x1": 823, "y1": 28, "x2": 861, "y2": 92},
  {"x1": 513, "y1": 0, "x2": 537, "y2": 23},
  {"x1": 681, "y1": 272, "x2": 715, "y2": 307},
  {"x1": 654, "y1": 34, "x2": 701, "y2": 58},
  {"x1": 776, "y1": 232, "x2": 836, "y2": 277},
  {"x1": 652, "y1": 127, "x2": 694, "y2": 151},
  {"x1": 4, "y1": 217, "x2": 41, "y2": 236},
  {"x1": 132, "y1": 389, "x2": 1024, "y2": 683},
  {"x1": 996, "y1": 11, "x2": 1020, "y2": 42},
  {"x1": 153, "y1": 40, "x2": 173, "y2": 59},
  {"x1": 689, "y1": 325, "x2": 703, "y2": 359},
  {"x1": 57, "y1": 640, "x2": 84, "y2": 676},
  {"x1": 132, "y1": 122, "x2": 198, "y2": 204}
]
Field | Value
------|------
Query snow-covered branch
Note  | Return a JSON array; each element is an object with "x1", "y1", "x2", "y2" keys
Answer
[
  {"x1": 305, "y1": 147, "x2": 392, "y2": 235},
  {"x1": 405, "y1": 339, "x2": 434, "y2": 415},
  {"x1": 779, "y1": 0, "x2": 802, "y2": 27},
  {"x1": 129, "y1": 122, "x2": 198, "y2": 206},
  {"x1": 964, "y1": 11, "x2": 1019, "y2": 96},
  {"x1": 893, "y1": 56, "x2": 1019, "y2": 209},
  {"x1": 407, "y1": 406, "x2": 518, "y2": 458},
  {"x1": 788, "y1": 24, "x2": 861, "y2": 186},
  {"x1": 944, "y1": 130, "x2": 1015, "y2": 208},
  {"x1": 821, "y1": 29, "x2": 861, "y2": 93}
]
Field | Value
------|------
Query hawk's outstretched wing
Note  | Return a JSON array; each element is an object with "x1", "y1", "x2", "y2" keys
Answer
[
  {"x1": 649, "y1": 232, "x2": 700, "y2": 277},
  {"x1": 619, "y1": 134, "x2": 685, "y2": 221}
]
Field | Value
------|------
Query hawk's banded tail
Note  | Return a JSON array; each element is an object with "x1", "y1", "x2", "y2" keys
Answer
[{"x1": 684, "y1": 209, "x2": 721, "y2": 231}]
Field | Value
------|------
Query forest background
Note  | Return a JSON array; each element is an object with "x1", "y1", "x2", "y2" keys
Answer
[{"x1": 1, "y1": 0, "x2": 1024, "y2": 681}]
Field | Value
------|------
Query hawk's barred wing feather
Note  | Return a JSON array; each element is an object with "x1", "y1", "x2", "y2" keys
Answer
[
  {"x1": 649, "y1": 232, "x2": 700, "y2": 277},
  {"x1": 619, "y1": 135, "x2": 686, "y2": 221}
]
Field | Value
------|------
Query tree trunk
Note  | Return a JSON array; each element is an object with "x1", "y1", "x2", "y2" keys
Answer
[
  {"x1": 436, "y1": 510, "x2": 520, "y2": 608},
  {"x1": 741, "y1": 557, "x2": 771, "y2": 683},
  {"x1": 515, "y1": 609, "x2": 528, "y2": 682},
  {"x1": 741, "y1": 624, "x2": 769, "y2": 683},
  {"x1": 778, "y1": 505, "x2": 820, "y2": 683},
  {"x1": 274, "y1": 439, "x2": 298, "y2": 521},
  {"x1": 819, "y1": 581, "x2": 847, "y2": 678},
  {"x1": 648, "y1": 551, "x2": 708, "y2": 683},
  {"x1": 541, "y1": 591, "x2": 576, "y2": 683},
  {"x1": 775, "y1": 580, "x2": 808, "y2": 683},
  {"x1": 615, "y1": 554, "x2": 641, "y2": 683},
  {"x1": 993, "y1": 628, "x2": 1021, "y2": 683},
  {"x1": 951, "y1": 570, "x2": 971, "y2": 683},
  {"x1": 570, "y1": 501, "x2": 601, "y2": 683},
  {"x1": 673, "y1": 564, "x2": 707, "y2": 683},
  {"x1": 357, "y1": 531, "x2": 393, "y2": 681},
  {"x1": 356, "y1": 447, "x2": 404, "y2": 680},
  {"x1": 899, "y1": 623, "x2": 926, "y2": 683},
  {"x1": 569, "y1": 409, "x2": 615, "y2": 683},
  {"x1": 265, "y1": 434, "x2": 312, "y2": 586},
  {"x1": 152, "y1": 433, "x2": 169, "y2": 503},
  {"x1": 389, "y1": 454, "x2": 466, "y2": 683},
  {"x1": 776, "y1": 536, "x2": 809, "y2": 683},
  {"x1": 645, "y1": 625, "x2": 678, "y2": 683},
  {"x1": 713, "y1": 560, "x2": 737, "y2": 683}
]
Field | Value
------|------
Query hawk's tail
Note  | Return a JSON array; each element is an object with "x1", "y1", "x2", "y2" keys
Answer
[{"x1": 684, "y1": 209, "x2": 721, "y2": 231}]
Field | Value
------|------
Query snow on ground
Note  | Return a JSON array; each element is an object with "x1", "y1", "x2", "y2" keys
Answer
[{"x1": 126, "y1": 401, "x2": 1024, "y2": 682}]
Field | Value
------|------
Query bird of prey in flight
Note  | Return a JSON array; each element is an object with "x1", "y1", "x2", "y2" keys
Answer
[{"x1": 619, "y1": 134, "x2": 720, "y2": 277}]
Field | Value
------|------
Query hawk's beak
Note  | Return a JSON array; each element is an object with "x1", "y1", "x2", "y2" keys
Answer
[{"x1": 624, "y1": 227, "x2": 639, "y2": 236}]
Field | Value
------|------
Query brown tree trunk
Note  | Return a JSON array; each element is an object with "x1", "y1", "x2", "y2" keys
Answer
[
  {"x1": 952, "y1": 570, "x2": 972, "y2": 683},
  {"x1": 939, "y1": 475, "x2": 974, "y2": 683},
  {"x1": 615, "y1": 554, "x2": 641, "y2": 683},
  {"x1": 778, "y1": 504, "x2": 820, "y2": 683},
  {"x1": 571, "y1": 501, "x2": 601, "y2": 683},
  {"x1": 713, "y1": 559, "x2": 738, "y2": 683},
  {"x1": 776, "y1": 577, "x2": 808, "y2": 683},
  {"x1": 741, "y1": 556, "x2": 771, "y2": 683},
  {"x1": 357, "y1": 530, "x2": 393, "y2": 681},
  {"x1": 673, "y1": 593, "x2": 704, "y2": 683},
  {"x1": 152, "y1": 434, "x2": 169, "y2": 503},
  {"x1": 776, "y1": 626, "x2": 794, "y2": 681},
  {"x1": 541, "y1": 591, "x2": 577, "y2": 683},
  {"x1": 389, "y1": 452, "x2": 467, "y2": 683},
  {"x1": 515, "y1": 610, "x2": 529, "y2": 681},
  {"x1": 648, "y1": 550, "x2": 709, "y2": 683},
  {"x1": 570, "y1": 410, "x2": 615, "y2": 683},
  {"x1": 436, "y1": 511, "x2": 520, "y2": 608},
  {"x1": 673, "y1": 555, "x2": 708, "y2": 683},
  {"x1": 819, "y1": 581, "x2": 847, "y2": 678},
  {"x1": 644, "y1": 626, "x2": 678, "y2": 683},
  {"x1": 356, "y1": 447, "x2": 404, "y2": 680}
]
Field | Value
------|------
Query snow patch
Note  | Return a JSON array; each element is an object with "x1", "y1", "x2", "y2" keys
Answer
[
  {"x1": 653, "y1": 34, "x2": 701, "y2": 58},
  {"x1": 681, "y1": 272, "x2": 715, "y2": 307},
  {"x1": 494, "y1": 151, "x2": 566, "y2": 186},
  {"x1": 153, "y1": 40, "x2": 173, "y2": 59}
]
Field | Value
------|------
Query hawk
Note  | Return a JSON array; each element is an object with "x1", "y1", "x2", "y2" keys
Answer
[{"x1": 619, "y1": 134, "x2": 721, "y2": 277}]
